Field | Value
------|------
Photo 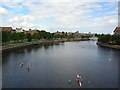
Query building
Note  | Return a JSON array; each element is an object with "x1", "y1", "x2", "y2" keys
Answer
[
  {"x1": 26, "y1": 29, "x2": 38, "y2": 35},
  {"x1": 55, "y1": 31, "x2": 63, "y2": 35},
  {"x1": 15, "y1": 28, "x2": 24, "y2": 33},
  {"x1": 114, "y1": 27, "x2": 120, "y2": 35},
  {"x1": 1, "y1": 27, "x2": 12, "y2": 32},
  {"x1": 73, "y1": 31, "x2": 81, "y2": 38},
  {"x1": 67, "y1": 32, "x2": 73, "y2": 36}
]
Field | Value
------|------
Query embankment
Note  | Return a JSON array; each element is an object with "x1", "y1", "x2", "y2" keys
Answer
[
  {"x1": 97, "y1": 42, "x2": 120, "y2": 50},
  {"x1": 1, "y1": 38, "x2": 90, "y2": 51}
]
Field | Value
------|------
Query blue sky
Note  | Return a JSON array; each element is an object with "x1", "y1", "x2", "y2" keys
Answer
[{"x1": 0, "y1": 0, "x2": 119, "y2": 33}]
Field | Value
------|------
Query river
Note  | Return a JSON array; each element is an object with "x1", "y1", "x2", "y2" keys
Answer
[{"x1": 2, "y1": 41, "x2": 119, "y2": 88}]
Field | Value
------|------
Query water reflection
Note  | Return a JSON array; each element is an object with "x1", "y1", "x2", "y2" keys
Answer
[{"x1": 43, "y1": 45, "x2": 51, "y2": 49}]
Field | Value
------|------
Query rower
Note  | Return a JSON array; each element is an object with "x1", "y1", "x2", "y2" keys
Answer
[
  {"x1": 27, "y1": 66, "x2": 30, "y2": 72},
  {"x1": 20, "y1": 62, "x2": 24, "y2": 67},
  {"x1": 76, "y1": 74, "x2": 82, "y2": 87}
]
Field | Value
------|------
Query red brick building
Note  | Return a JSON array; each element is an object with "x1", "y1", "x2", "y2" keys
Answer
[
  {"x1": 1, "y1": 27, "x2": 12, "y2": 32},
  {"x1": 114, "y1": 27, "x2": 120, "y2": 35}
]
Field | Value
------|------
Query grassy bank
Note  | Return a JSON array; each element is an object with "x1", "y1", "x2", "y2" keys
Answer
[{"x1": 1, "y1": 38, "x2": 90, "y2": 51}]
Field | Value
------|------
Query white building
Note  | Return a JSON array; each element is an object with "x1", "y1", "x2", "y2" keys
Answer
[{"x1": 15, "y1": 28, "x2": 24, "y2": 33}]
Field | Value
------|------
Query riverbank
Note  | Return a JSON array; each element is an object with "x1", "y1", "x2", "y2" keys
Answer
[
  {"x1": 1, "y1": 38, "x2": 90, "y2": 51},
  {"x1": 97, "y1": 42, "x2": 120, "y2": 49}
]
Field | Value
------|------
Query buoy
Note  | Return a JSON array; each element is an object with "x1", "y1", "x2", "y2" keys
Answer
[
  {"x1": 68, "y1": 80, "x2": 71, "y2": 84},
  {"x1": 88, "y1": 80, "x2": 91, "y2": 83},
  {"x1": 109, "y1": 58, "x2": 111, "y2": 60}
]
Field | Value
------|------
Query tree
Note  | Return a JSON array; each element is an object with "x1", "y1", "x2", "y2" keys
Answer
[
  {"x1": 32, "y1": 33, "x2": 40, "y2": 40},
  {"x1": 111, "y1": 35, "x2": 120, "y2": 45},
  {"x1": 11, "y1": 32, "x2": 20, "y2": 43},
  {"x1": 98, "y1": 34, "x2": 120, "y2": 45},
  {"x1": 27, "y1": 34, "x2": 32, "y2": 42},
  {"x1": 98, "y1": 34, "x2": 111, "y2": 43},
  {"x1": 2, "y1": 31, "x2": 11, "y2": 44},
  {"x1": 19, "y1": 32, "x2": 27, "y2": 42}
]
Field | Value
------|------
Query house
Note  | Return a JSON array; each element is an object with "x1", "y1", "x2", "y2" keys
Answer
[
  {"x1": 55, "y1": 31, "x2": 63, "y2": 35},
  {"x1": 26, "y1": 29, "x2": 38, "y2": 35},
  {"x1": 73, "y1": 31, "x2": 81, "y2": 38},
  {"x1": 15, "y1": 28, "x2": 24, "y2": 33},
  {"x1": 1, "y1": 27, "x2": 12, "y2": 32},
  {"x1": 67, "y1": 32, "x2": 73, "y2": 36},
  {"x1": 114, "y1": 27, "x2": 120, "y2": 35},
  {"x1": 11, "y1": 29, "x2": 16, "y2": 33}
]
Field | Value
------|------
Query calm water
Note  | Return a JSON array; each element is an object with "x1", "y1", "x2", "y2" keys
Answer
[{"x1": 2, "y1": 41, "x2": 119, "y2": 88}]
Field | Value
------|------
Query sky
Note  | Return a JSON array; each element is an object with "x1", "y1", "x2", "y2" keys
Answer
[{"x1": 0, "y1": 0, "x2": 119, "y2": 34}]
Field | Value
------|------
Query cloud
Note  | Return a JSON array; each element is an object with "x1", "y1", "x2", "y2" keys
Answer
[
  {"x1": 8, "y1": 15, "x2": 35, "y2": 29},
  {"x1": 0, "y1": 0, "x2": 118, "y2": 33},
  {"x1": 23, "y1": 2, "x2": 100, "y2": 25},
  {"x1": 1, "y1": 0, "x2": 24, "y2": 2},
  {"x1": 0, "y1": 7, "x2": 8, "y2": 15},
  {"x1": 8, "y1": 15, "x2": 34, "y2": 23},
  {"x1": 1, "y1": 2, "x2": 24, "y2": 10}
]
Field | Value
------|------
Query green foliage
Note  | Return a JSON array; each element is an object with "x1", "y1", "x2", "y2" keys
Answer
[
  {"x1": 98, "y1": 34, "x2": 120, "y2": 45},
  {"x1": 98, "y1": 34, "x2": 111, "y2": 43},
  {"x1": 10, "y1": 32, "x2": 27, "y2": 43},
  {"x1": 81, "y1": 36, "x2": 90, "y2": 38},
  {"x1": 19, "y1": 32, "x2": 27, "y2": 41},
  {"x1": 2, "y1": 30, "x2": 98, "y2": 46},
  {"x1": 2, "y1": 31, "x2": 11, "y2": 44},
  {"x1": 32, "y1": 33, "x2": 40, "y2": 40},
  {"x1": 11, "y1": 32, "x2": 19, "y2": 42},
  {"x1": 2, "y1": 31, "x2": 27, "y2": 45},
  {"x1": 95, "y1": 34, "x2": 100, "y2": 37},
  {"x1": 27, "y1": 34, "x2": 32, "y2": 42},
  {"x1": 111, "y1": 35, "x2": 120, "y2": 45}
]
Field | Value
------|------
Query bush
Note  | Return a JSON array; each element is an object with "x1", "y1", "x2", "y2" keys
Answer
[
  {"x1": 98, "y1": 34, "x2": 111, "y2": 43},
  {"x1": 98, "y1": 34, "x2": 120, "y2": 45}
]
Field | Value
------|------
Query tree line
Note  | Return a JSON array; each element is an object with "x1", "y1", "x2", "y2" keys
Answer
[
  {"x1": 2, "y1": 30, "x2": 80, "y2": 45},
  {"x1": 2, "y1": 31, "x2": 56, "y2": 45},
  {"x1": 97, "y1": 34, "x2": 120, "y2": 45}
]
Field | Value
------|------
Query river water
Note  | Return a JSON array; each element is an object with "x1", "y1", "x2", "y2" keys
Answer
[{"x1": 2, "y1": 41, "x2": 119, "y2": 88}]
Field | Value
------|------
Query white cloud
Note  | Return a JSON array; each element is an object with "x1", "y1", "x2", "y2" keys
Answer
[
  {"x1": 1, "y1": 0, "x2": 24, "y2": 2},
  {"x1": 23, "y1": 2, "x2": 99, "y2": 26},
  {"x1": 8, "y1": 15, "x2": 35, "y2": 29},
  {"x1": 108, "y1": 18, "x2": 118, "y2": 24},
  {"x1": 0, "y1": 7, "x2": 8, "y2": 15},
  {"x1": 93, "y1": 16, "x2": 117, "y2": 26},
  {"x1": 1, "y1": 0, "x2": 118, "y2": 33},
  {"x1": 8, "y1": 15, "x2": 34, "y2": 23}
]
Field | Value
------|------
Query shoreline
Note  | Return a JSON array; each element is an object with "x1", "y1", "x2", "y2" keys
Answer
[
  {"x1": 1, "y1": 38, "x2": 90, "y2": 51},
  {"x1": 96, "y1": 42, "x2": 120, "y2": 50}
]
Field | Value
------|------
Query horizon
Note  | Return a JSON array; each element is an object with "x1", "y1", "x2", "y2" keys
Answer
[
  {"x1": 1, "y1": 26, "x2": 115, "y2": 34},
  {"x1": 0, "y1": 0, "x2": 119, "y2": 34}
]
